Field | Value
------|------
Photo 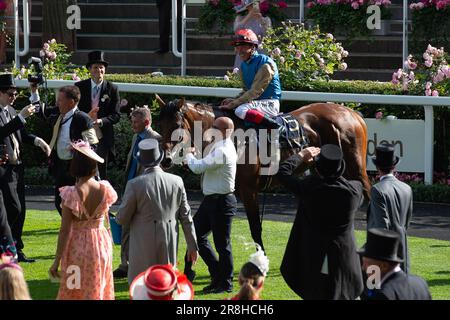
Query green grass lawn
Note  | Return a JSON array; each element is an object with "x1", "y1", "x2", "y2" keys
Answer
[{"x1": 20, "y1": 210, "x2": 450, "y2": 300}]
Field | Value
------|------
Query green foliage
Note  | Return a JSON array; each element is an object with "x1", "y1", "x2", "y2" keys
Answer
[
  {"x1": 262, "y1": 22, "x2": 348, "y2": 86},
  {"x1": 306, "y1": 2, "x2": 392, "y2": 40},
  {"x1": 11, "y1": 39, "x2": 89, "y2": 81},
  {"x1": 410, "y1": 183, "x2": 450, "y2": 204},
  {"x1": 410, "y1": 6, "x2": 450, "y2": 55},
  {"x1": 197, "y1": 0, "x2": 236, "y2": 35}
]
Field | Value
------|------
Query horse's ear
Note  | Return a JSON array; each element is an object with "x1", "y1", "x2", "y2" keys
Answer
[
  {"x1": 154, "y1": 94, "x2": 166, "y2": 108},
  {"x1": 177, "y1": 97, "x2": 185, "y2": 111}
]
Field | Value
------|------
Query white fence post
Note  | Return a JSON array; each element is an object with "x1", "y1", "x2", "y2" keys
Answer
[{"x1": 424, "y1": 105, "x2": 434, "y2": 185}]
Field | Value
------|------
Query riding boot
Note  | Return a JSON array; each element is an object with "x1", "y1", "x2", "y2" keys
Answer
[{"x1": 244, "y1": 109, "x2": 280, "y2": 129}]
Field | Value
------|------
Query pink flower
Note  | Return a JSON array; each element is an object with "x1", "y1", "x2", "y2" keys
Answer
[
  {"x1": 425, "y1": 89, "x2": 432, "y2": 96},
  {"x1": 209, "y1": 0, "x2": 219, "y2": 6},
  {"x1": 391, "y1": 78, "x2": 399, "y2": 85},
  {"x1": 436, "y1": 0, "x2": 446, "y2": 9},
  {"x1": 120, "y1": 99, "x2": 128, "y2": 107},
  {"x1": 72, "y1": 73, "x2": 81, "y2": 81},
  {"x1": 351, "y1": 2, "x2": 360, "y2": 9},
  {"x1": 279, "y1": 56, "x2": 285, "y2": 63},
  {"x1": 48, "y1": 51, "x2": 57, "y2": 60},
  {"x1": 341, "y1": 50, "x2": 349, "y2": 58},
  {"x1": 232, "y1": 67, "x2": 239, "y2": 74},
  {"x1": 432, "y1": 90, "x2": 439, "y2": 96},
  {"x1": 425, "y1": 82, "x2": 432, "y2": 90},
  {"x1": 50, "y1": 39, "x2": 56, "y2": 44},
  {"x1": 277, "y1": 1, "x2": 288, "y2": 9},
  {"x1": 224, "y1": 75, "x2": 230, "y2": 81},
  {"x1": 259, "y1": 1, "x2": 270, "y2": 14},
  {"x1": 306, "y1": 1, "x2": 315, "y2": 8},
  {"x1": 375, "y1": 111, "x2": 383, "y2": 119},
  {"x1": 272, "y1": 47, "x2": 281, "y2": 56},
  {"x1": 424, "y1": 59, "x2": 433, "y2": 67},
  {"x1": 43, "y1": 43, "x2": 50, "y2": 50},
  {"x1": 339, "y1": 62, "x2": 348, "y2": 71},
  {"x1": 295, "y1": 51, "x2": 303, "y2": 59},
  {"x1": 0, "y1": 2, "x2": 6, "y2": 11},
  {"x1": 417, "y1": 2, "x2": 424, "y2": 9}
]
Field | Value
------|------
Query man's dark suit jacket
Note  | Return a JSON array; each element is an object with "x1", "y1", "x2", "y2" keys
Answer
[
  {"x1": 362, "y1": 270, "x2": 432, "y2": 300},
  {"x1": 75, "y1": 79, "x2": 120, "y2": 156}
]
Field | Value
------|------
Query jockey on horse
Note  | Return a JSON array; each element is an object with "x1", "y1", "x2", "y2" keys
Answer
[{"x1": 220, "y1": 29, "x2": 282, "y2": 130}]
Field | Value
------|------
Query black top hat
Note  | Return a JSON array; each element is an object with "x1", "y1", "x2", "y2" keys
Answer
[
  {"x1": 372, "y1": 143, "x2": 400, "y2": 168},
  {"x1": 358, "y1": 228, "x2": 403, "y2": 263},
  {"x1": 314, "y1": 144, "x2": 346, "y2": 179},
  {"x1": 0, "y1": 73, "x2": 17, "y2": 90},
  {"x1": 136, "y1": 139, "x2": 164, "y2": 168},
  {"x1": 86, "y1": 51, "x2": 109, "y2": 68}
]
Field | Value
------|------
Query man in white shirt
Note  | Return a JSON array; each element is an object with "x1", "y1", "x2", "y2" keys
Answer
[
  {"x1": 31, "y1": 85, "x2": 98, "y2": 214},
  {"x1": 367, "y1": 143, "x2": 413, "y2": 273},
  {"x1": 184, "y1": 117, "x2": 238, "y2": 294}
]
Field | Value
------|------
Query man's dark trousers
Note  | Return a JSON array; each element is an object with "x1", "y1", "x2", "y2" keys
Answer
[{"x1": 194, "y1": 193, "x2": 236, "y2": 289}]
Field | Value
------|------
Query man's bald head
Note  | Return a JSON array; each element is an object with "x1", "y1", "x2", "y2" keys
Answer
[{"x1": 214, "y1": 117, "x2": 234, "y2": 139}]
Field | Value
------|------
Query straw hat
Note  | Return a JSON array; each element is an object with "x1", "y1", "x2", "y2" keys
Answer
[{"x1": 71, "y1": 140, "x2": 104, "y2": 163}]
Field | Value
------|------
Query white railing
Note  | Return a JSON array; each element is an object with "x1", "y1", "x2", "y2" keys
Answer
[
  {"x1": 15, "y1": 79, "x2": 450, "y2": 185},
  {"x1": 14, "y1": 0, "x2": 31, "y2": 69}
]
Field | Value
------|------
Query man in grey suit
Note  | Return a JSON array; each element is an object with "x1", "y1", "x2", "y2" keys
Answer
[
  {"x1": 116, "y1": 138, "x2": 198, "y2": 285},
  {"x1": 367, "y1": 143, "x2": 413, "y2": 273},
  {"x1": 113, "y1": 108, "x2": 161, "y2": 278}
]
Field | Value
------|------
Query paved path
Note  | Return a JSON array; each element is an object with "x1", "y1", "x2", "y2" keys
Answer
[{"x1": 25, "y1": 189, "x2": 450, "y2": 242}]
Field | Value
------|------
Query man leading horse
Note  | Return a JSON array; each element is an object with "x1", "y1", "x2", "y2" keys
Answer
[{"x1": 220, "y1": 29, "x2": 281, "y2": 130}]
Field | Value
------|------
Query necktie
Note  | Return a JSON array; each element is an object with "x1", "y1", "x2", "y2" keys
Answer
[
  {"x1": 4, "y1": 108, "x2": 20, "y2": 164},
  {"x1": 127, "y1": 135, "x2": 143, "y2": 181},
  {"x1": 92, "y1": 85, "x2": 100, "y2": 99},
  {"x1": 48, "y1": 114, "x2": 63, "y2": 153}
]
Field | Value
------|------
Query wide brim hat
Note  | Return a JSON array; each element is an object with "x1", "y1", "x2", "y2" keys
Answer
[
  {"x1": 71, "y1": 141, "x2": 104, "y2": 163},
  {"x1": 372, "y1": 143, "x2": 400, "y2": 168},
  {"x1": 0, "y1": 73, "x2": 17, "y2": 90},
  {"x1": 129, "y1": 266, "x2": 194, "y2": 300},
  {"x1": 86, "y1": 50, "x2": 109, "y2": 68},
  {"x1": 314, "y1": 144, "x2": 346, "y2": 179},
  {"x1": 136, "y1": 138, "x2": 164, "y2": 167},
  {"x1": 234, "y1": 0, "x2": 258, "y2": 13},
  {"x1": 358, "y1": 228, "x2": 404, "y2": 263}
]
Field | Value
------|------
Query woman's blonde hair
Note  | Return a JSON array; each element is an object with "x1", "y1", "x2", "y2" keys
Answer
[{"x1": 0, "y1": 267, "x2": 31, "y2": 300}]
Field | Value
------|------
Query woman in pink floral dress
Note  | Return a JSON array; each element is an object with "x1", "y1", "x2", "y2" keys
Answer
[{"x1": 49, "y1": 141, "x2": 117, "y2": 300}]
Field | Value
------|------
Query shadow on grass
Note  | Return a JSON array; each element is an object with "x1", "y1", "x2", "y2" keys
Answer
[
  {"x1": 26, "y1": 254, "x2": 55, "y2": 260},
  {"x1": 429, "y1": 245, "x2": 450, "y2": 248},
  {"x1": 27, "y1": 279, "x2": 59, "y2": 300},
  {"x1": 435, "y1": 271, "x2": 450, "y2": 275},
  {"x1": 427, "y1": 278, "x2": 450, "y2": 287},
  {"x1": 23, "y1": 229, "x2": 59, "y2": 237}
]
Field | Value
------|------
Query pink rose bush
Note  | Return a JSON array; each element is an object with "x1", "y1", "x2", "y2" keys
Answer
[
  {"x1": 262, "y1": 22, "x2": 348, "y2": 86},
  {"x1": 391, "y1": 45, "x2": 449, "y2": 97}
]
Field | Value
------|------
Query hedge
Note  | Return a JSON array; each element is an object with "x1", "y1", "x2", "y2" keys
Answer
[{"x1": 14, "y1": 75, "x2": 449, "y2": 198}]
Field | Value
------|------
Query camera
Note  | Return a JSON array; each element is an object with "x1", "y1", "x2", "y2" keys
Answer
[
  {"x1": 27, "y1": 57, "x2": 45, "y2": 85},
  {"x1": 32, "y1": 101, "x2": 41, "y2": 113}
]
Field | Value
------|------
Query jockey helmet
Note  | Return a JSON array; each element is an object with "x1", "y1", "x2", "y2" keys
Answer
[{"x1": 231, "y1": 29, "x2": 259, "y2": 47}]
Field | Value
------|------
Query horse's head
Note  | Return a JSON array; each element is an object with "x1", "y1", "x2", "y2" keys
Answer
[{"x1": 155, "y1": 94, "x2": 188, "y2": 168}]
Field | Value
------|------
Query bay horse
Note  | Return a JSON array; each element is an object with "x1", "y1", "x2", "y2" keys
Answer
[{"x1": 155, "y1": 95, "x2": 370, "y2": 250}]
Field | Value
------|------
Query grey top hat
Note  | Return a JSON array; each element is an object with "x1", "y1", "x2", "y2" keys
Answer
[{"x1": 136, "y1": 138, "x2": 164, "y2": 168}]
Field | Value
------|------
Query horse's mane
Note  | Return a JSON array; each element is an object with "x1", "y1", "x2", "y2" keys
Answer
[{"x1": 159, "y1": 99, "x2": 182, "y2": 119}]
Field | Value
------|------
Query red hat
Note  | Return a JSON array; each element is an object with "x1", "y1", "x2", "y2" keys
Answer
[
  {"x1": 231, "y1": 29, "x2": 259, "y2": 47},
  {"x1": 129, "y1": 264, "x2": 194, "y2": 300}
]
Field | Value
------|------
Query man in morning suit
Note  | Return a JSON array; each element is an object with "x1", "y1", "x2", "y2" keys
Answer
[
  {"x1": 30, "y1": 84, "x2": 98, "y2": 215},
  {"x1": 0, "y1": 74, "x2": 50, "y2": 263},
  {"x1": 367, "y1": 143, "x2": 413, "y2": 273},
  {"x1": 277, "y1": 144, "x2": 364, "y2": 300},
  {"x1": 113, "y1": 107, "x2": 161, "y2": 279},
  {"x1": 75, "y1": 51, "x2": 120, "y2": 179},
  {"x1": 360, "y1": 228, "x2": 431, "y2": 300}
]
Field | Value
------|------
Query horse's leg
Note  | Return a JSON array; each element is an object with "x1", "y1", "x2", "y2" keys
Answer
[{"x1": 236, "y1": 163, "x2": 265, "y2": 251}]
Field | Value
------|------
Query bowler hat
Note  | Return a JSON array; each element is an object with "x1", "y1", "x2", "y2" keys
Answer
[
  {"x1": 314, "y1": 144, "x2": 346, "y2": 179},
  {"x1": 129, "y1": 264, "x2": 194, "y2": 300},
  {"x1": 358, "y1": 228, "x2": 403, "y2": 263},
  {"x1": 372, "y1": 143, "x2": 400, "y2": 168},
  {"x1": 86, "y1": 50, "x2": 109, "y2": 68},
  {"x1": 136, "y1": 138, "x2": 164, "y2": 167},
  {"x1": 0, "y1": 73, "x2": 17, "y2": 90}
]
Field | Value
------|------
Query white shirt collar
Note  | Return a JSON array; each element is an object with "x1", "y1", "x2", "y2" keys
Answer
[
  {"x1": 63, "y1": 106, "x2": 78, "y2": 120},
  {"x1": 91, "y1": 79, "x2": 103, "y2": 89},
  {"x1": 380, "y1": 173, "x2": 395, "y2": 181},
  {"x1": 381, "y1": 265, "x2": 402, "y2": 285}
]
